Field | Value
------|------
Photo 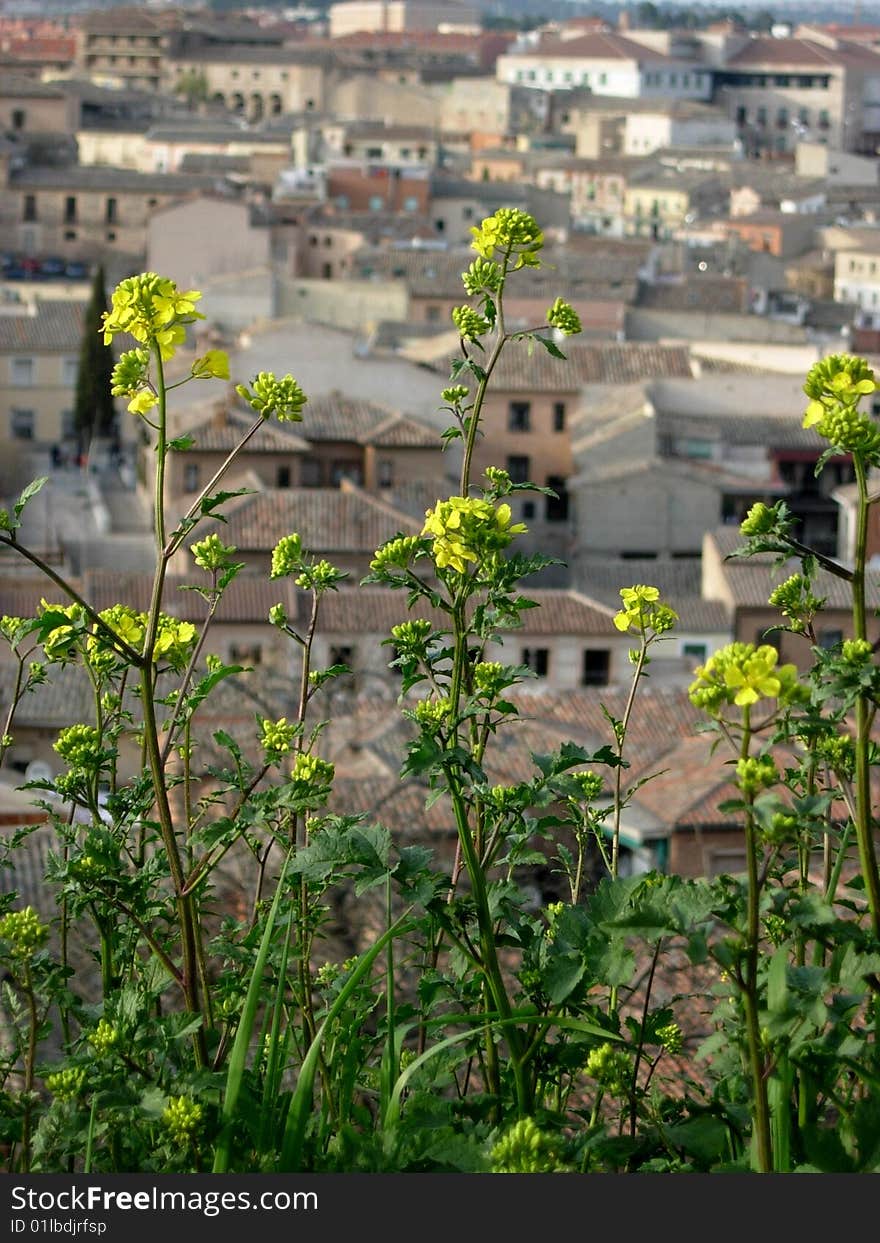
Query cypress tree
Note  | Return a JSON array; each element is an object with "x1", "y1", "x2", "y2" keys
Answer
[{"x1": 72, "y1": 264, "x2": 116, "y2": 452}]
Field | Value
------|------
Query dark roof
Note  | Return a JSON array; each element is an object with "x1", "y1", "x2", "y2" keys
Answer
[
  {"x1": 0, "y1": 301, "x2": 85, "y2": 352},
  {"x1": 10, "y1": 166, "x2": 224, "y2": 194},
  {"x1": 0, "y1": 75, "x2": 67, "y2": 99},
  {"x1": 351, "y1": 244, "x2": 645, "y2": 302}
]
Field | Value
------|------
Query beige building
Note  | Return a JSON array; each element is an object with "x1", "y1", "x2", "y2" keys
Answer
[
  {"x1": 0, "y1": 298, "x2": 84, "y2": 446},
  {"x1": 0, "y1": 76, "x2": 78, "y2": 136},
  {"x1": 439, "y1": 77, "x2": 512, "y2": 137},
  {"x1": 328, "y1": 0, "x2": 479, "y2": 38},
  {"x1": 624, "y1": 168, "x2": 725, "y2": 238},
  {"x1": 147, "y1": 197, "x2": 272, "y2": 292},
  {"x1": 833, "y1": 231, "x2": 880, "y2": 326},
  {"x1": 702, "y1": 527, "x2": 880, "y2": 666},
  {"x1": 1, "y1": 164, "x2": 222, "y2": 263},
  {"x1": 714, "y1": 33, "x2": 880, "y2": 156},
  {"x1": 310, "y1": 585, "x2": 630, "y2": 690},
  {"x1": 165, "y1": 49, "x2": 325, "y2": 122},
  {"x1": 75, "y1": 9, "x2": 167, "y2": 92}
]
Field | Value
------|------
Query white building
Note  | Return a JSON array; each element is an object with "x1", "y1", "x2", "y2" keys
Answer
[{"x1": 496, "y1": 31, "x2": 713, "y2": 101}]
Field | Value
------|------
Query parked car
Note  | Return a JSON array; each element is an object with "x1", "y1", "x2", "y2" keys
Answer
[
  {"x1": 40, "y1": 256, "x2": 66, "y2": 278},
  {"x1": 64, "y1": 260, "x2": 89, "y2": 280}
]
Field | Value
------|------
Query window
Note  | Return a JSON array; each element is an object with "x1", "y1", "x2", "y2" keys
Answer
[
  {"x1": 301, "y1": 458, "x2": 321, "y2": 486},
  {"x1": 12, "y1": 108, "x2": 25, "y2": 130},
  {"x1": 64, "y1": 230, "x2": 77, "y2": 242},
  {"x1": 552, "y1": 402, "x2": 565, "y2": 432},
  {"x1": 818, "y1": 628, "x2": 843, "y2": 650},
  {"x1": 708, "y1": 849, "x2": 747, "y2": 877},
  {"x1": 522, "y1": 647, "x2": 549, "y2": 677},
  {"x1": 682, "y1": 642, "x2": 707, "y2": 665},
  {"x1": 757, "y1": 628, "x2": 781, "y2": 654},
  {"x1": 522, "y1": 500, "x2": 536, "y2": 520},
  {"x1": 582, "y1": 649, "x2": 610, "y2": 686},
  {"x1": 508, "y1": 401, "x2": 531, "y2": 432},
  {"x1": 105, "y1": 197, "x2": 118, "y2": 225},
  {"x1": 276, "y1": 465, "x2": 291, "y2": 488},
  {"x1": 11, "y1": 357, "x2": 34, "y2": 386},
  {"x1": 106, "y1": 231, "x2": 116, "y2": 243},
  {"x1": 506, "y1": 455, "x2": 530, "y2": 484},
  {"x1": 229, "y1": 643, "x2": 262, "y2": 666},
  {"x1": 11, "y1": 409, "x2": 34, "y2": 440},
  {"x1": 545, "y1": 476, "x2": 569, "y2": 523},
  {"x1": 331, "y1": 460, "x2": 362, "y2": 486},
  {"x1": 682, "y1": 437, "x2": 713, "y2": 459},
  {"x1": 62, "y1": 357, "x2": 78, "y2": 386},
  {"x1": 330, "y1": 645, "x2": 354, "y2": 670},
  {"x1": 183, "y1": 463, "x2": 200, "y2": 492},
  {"x1": 64, "y1": 196, "x2": 77, "y2": 224},
  {"x1": 368, "y1": 195, "x2": 384, "y2": 211},
  {"x1": 22, "y1": 194, "x2": 36, "y2": 222},
  {"x1": 378, "y1": 459, "x2": 393, "y2": 488},
  {"x1": 818, "y1": 110, "x2": 831, "y2": 130},
  {"x1": 403, "y1": 195, "x2": 419, "y2": 212},
  {"x1": 777, "y1": 107, "x2": 788, "y2": 130},
  {"x1": 61, "y1": 409, "x2": 75, "y2": 439}
]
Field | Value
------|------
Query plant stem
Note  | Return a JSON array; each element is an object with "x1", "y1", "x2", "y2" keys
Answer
[
  {"x1": 851, "y1": 456, "x2": 880, "y2": 938},
  {"x1": 739, "y1": 705, "x2": 773, "y2": 1173}
]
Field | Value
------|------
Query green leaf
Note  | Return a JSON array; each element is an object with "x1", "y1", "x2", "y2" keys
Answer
[
  {"x1": 14, "y1": 476, "x2": 48, "y2": 520},
  {"x1": 535, "y1": 334, "x2": 567, "y2": 360},
  {"x1": 543, "y1": 952, "x2": 587, "y2": 1004},
  {"x1": 167, "y1": 435, "x2": 195, "y2": 452}
]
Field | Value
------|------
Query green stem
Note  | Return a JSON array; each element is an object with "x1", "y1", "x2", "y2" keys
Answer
[
  {"x1": 739, "y1": 706, "x2": 773, "y2": 1173},
  {"x1": 852, "y1": 456, "x2": 880, "y2": 938}
]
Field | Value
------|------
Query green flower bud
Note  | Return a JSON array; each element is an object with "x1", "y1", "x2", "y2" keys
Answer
[
  {"x1": 270, "y1": 533, "x2": 303, "y2": 579},
  {"x1": 546, "y1": 296, "x2": 582, "y2": 336}
]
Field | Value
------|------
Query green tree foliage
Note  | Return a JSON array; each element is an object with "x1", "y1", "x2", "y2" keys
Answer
[{"x1": 72, "y1": 264, "x2": 116, "y2": 449}]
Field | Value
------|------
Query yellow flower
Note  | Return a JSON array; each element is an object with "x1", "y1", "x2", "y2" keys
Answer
[
  {"x1": 127, "y1": 389, "x2": 158, "y2": 416},
  {"x1": 421, "y1": 496, "x2": 526, "y2": 575},
  {"x1": 689, "y1": 642, "x2": 803, "y2": 713},
  {"x1": 101, "y1": 273, "x2": 203, "y2": 363},
  {"x1": 613, "y1": 585, "x2": 677, "y2": 636}
]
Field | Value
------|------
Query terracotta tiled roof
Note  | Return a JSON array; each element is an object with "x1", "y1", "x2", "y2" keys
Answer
[
  {"x1": 428, "y1": 341, "x2": 694, "y2": 393},
  {"x1": 313, "y1": 587, "x2": 617, "y2": 636},
  {"x1": 177, "y1": 407, "x2": 310, "y2": 454},
  {"x1": 362, "y1": 414, "x2": 438, "y2": 449},
  {"x1": 707, "y1": 528, "x2": 880, "y2": 610},
  {"x1": 573, "y1": 556, "x2": 732, "y2": 633},
  {"x1": 292, "y1": 391, "x2": 437, "y2": 447},
  {"x1": 522, "y1": 31, "x2": 674, "y2": 62},
  {"x1": 725, "y1": 35, "x2": 880, "y2": 69},
  {"x1": 81, "y1": 570, "x2": 298, "y2": 624},
  {"x1": 211, "y1": 485, "x2": 421, "y2": 554}
]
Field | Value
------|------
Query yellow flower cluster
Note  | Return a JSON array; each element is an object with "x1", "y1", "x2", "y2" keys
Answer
[
  {"x1": 470, "y1": 207, "x2": 544, "y2": 271},
  {"x1": 421, "y1": 496, "x2": 526, "y2": 575},
  {"x1": 613, "y1": 585, "x2": 677, "y2": 636},
  {"x1": 689, "y1": 642, "x2": 803, "y2": 712},
  {"x1": 101, "y1": 274, "x2": 202, "y2": 362}
]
